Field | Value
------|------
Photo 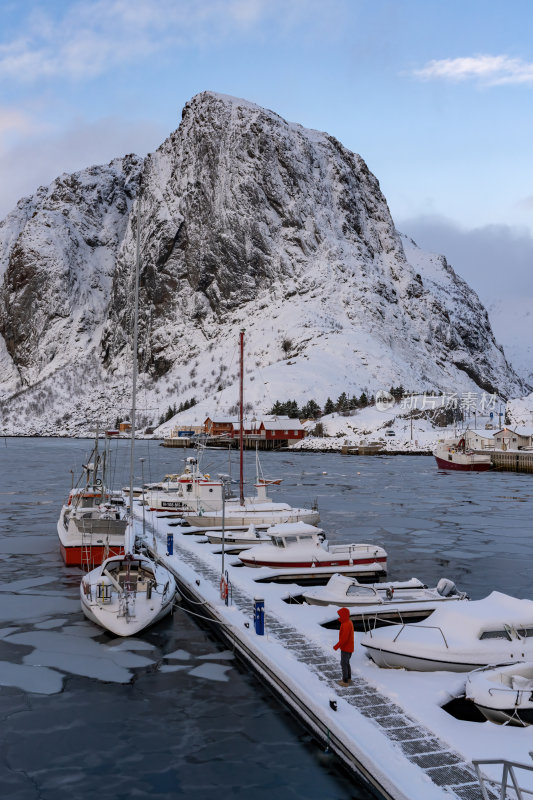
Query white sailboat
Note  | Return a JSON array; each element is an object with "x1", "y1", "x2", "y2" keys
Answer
[{"x1": 80, "y1": 195, "x2": 176, "y2": 636}]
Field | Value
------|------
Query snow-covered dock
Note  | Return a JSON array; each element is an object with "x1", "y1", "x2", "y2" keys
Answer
[{"x1": 137, "y1": 508, "x2": 527, "y2": 800}]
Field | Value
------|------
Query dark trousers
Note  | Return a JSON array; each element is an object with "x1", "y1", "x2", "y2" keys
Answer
[{"x1": 340, "y1": 650, "x2": 352, "y2": 682}]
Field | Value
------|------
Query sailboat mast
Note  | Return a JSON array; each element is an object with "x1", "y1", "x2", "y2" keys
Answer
[
  {"x1": 239, "y1": 329, "x2": 245, "y2": 506},
  {"x1": 128, "y1": 194, "x2": 141, "y2": 543}
]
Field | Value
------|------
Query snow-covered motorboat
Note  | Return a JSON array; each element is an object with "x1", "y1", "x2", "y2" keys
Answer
[
  {"x1": 465, "y1": 662, "x2": 533, "y2": 726},
  {"x1": 434, "y1": 438, "x2": 492, "y2": 471},
  {"x1": 361, "y1": 591, "x2": 533, "y2": 672},
  {"x1": 80, "y1": 550, "x2": 176, "y2": 636},
  {"x1": 238, "y1": 522, "x2": 387, "y2": 574},
  {"x1": 303, "y1": 573, "x2": 467, "y2": 614},
  {"x1": 205, "y1": 524, "x2": 272, "y2": 549}
]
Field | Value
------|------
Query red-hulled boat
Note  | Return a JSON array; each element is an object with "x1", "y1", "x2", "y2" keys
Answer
[
  {"x1": 434, "y1": 438, "x2": 492, "y2": 472},
  {"x1": 57, "y1": 456, "x2": 127, "y2": 569}
]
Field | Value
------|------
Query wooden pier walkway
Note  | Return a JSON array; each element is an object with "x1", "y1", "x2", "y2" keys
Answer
[
  {"x1": 490, "y1": 450, "x2": 533, "y2": 474},
  {"x1": 143, "y1": 518, "x2": 495, "y2": 800}
]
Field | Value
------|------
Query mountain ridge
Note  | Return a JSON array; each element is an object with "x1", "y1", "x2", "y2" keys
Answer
[{"x1": 0, "y1": 91, "x2": 527, "y2": 436}]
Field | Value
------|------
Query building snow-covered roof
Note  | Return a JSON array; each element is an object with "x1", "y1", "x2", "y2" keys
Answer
[
  {"x1": 466, "y1": 429, "x2": 497, "y2": 438},
  {"x1": 260, "y1": 418, "x2": 304, "y2": 430},
  {"x1": 494, "y1": 427, "x2": 533, "y2": 437}
]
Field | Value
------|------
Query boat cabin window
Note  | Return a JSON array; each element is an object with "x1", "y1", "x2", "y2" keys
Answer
[
  {"x1": 346, "y1": 585, "x2": 376, "y2": 597},
  {"x1": 106, "y1": 560, "x2": 141, "y2": 573},
  {"x1": 479, "y1": 627, "x2": 533, "y2": 640},
  {"x1": 284, "y1": 535, "x2": 298, "y2": 544},
  {"x1": 479, "y1": 629, "x2": 510, "y2": 640}
]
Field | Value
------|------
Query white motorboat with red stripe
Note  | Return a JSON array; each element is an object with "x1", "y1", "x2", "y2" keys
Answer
[{"x1": 238, "y1": 522, "x2": 387, "y2": 572}]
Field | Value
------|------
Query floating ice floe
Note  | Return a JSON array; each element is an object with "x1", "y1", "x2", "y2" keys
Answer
[
  {"x1": 197, "y1": 650, "x2": 235, "y2": 661},
  {"x1": 0, "y1": 627, "x2": 19, "y2": 638},
  {"x1": 106, "y1": 638, "x2": 157, "y2": 652},
  {"x1": 164, "y1": 648, "x2": 192, "y2": 660},
  {"x1": 188, "y1": 663, "x2": 233, "y2": 682},
  {"x1": 0, "y1": 593, "x2": 79, "y2": 623},
  {"x1": 159, "y1": 664, "x2": 190, "y2": 673},
  {"x1": 0, "y1": 660, "x2": 64, "y2": 694},
  {"x1": 0, "y1": 576, "x2": 56, "y2": 592},
  {"x1": 35, "y1": 619, "x2": 69, "y2": 630},
  {"x1": 5, "y1": 630, "x2": 155, "y2": 684}
]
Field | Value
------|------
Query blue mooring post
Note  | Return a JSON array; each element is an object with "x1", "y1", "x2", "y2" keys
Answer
[
  {"x1": 167, "y1": 533, "x2": 174, "y2": 556},
  {"x1": 254, "y1": 597, "x2": 265, "y2": 635}
]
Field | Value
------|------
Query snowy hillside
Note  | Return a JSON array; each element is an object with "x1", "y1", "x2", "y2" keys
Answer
[{"x1": 0, "y1": 92, "x2": 527, "y2": 436}]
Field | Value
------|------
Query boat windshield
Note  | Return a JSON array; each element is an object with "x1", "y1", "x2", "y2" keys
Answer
[
  {"x1": 346, "y1": 585, "x2": 377, "y2": 597},
  {"x1": 272, "y1": 537, "x2": 285, "y2": 548},
  {"x1": 480, "y1": 626, "x2": 533, "y2": 640}
]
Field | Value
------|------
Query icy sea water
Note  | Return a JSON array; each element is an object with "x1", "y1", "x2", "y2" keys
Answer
[{"x1": 1, "y1": 439, "x2": 532, "y2": 799}]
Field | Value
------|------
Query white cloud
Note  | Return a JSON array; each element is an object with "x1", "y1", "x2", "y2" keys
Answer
[
  {"x1": 399, "y1": 215, "x2": 533, "y2": 301},
  {"x1": 0, "y1": 0, "x2": 329, "y2": 82},
  {"x1": 0, "y1": 116, "x2": 166, "y2": 219},
  {"x1": 520, "y1": 195, "x2": 533, "y2": 209},
  {"x1": 413, "y1": 54, "x2": 533, "y2": 86},
  {"x1": 0, "y1": 107, "x2": 33, "y2": 139},
  {"x1": 399, "y1": 215, "x2": 533, "y2": 384}
]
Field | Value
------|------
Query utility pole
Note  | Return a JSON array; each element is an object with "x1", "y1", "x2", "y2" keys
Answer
[{"x1": 239, "y1": 329, "x2": 245, "y2": 506}]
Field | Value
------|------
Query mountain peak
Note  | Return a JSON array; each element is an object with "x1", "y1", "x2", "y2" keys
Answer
[{"x1": 0, "y1": 93, "x2": 526, "y2": 435}]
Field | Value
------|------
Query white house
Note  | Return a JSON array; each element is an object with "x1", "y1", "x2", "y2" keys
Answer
[
  {"x1": 492, "y1": 427, "x2": 533, "y2": 450},
  {"x1": 464, "y1": 428, "x2": 497, "y2": 450}
]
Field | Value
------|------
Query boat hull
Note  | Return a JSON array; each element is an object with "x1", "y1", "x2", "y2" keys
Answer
[
  {"x1": 80, "y1": 591, "x2": 175, "y2": 636},
  {"x1": 362, "y1": 644, "x2": 481, "y2": 672},
  {"x1": 472, "y1": 702, "x2": 533, "y2": 727},
  {"x1": 255, "y1": 563, "x2": 387, "y2": 584},
  {"x1": 80, "y1": 555, "x2": 177, "y2": 636},
  {"x1": 57, "y1": 506, "x2": 127, "y2": 568},
  {"x1": 188, "y1": 510, "x2": 320, "y2": 527},
  {"x1": 434, "y1": 455, "x2": 491, "y2": 471},
  {"x1": 61, "y1": 541, "x2": 125, "y2": 568},
  {"x1": 240, "y1": 555, "x2": 387, "y2": 569}
]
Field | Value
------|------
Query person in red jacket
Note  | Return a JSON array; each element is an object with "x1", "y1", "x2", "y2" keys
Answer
[{"x1": 333, "y1": 606, "x2": 354, "y2": 686}]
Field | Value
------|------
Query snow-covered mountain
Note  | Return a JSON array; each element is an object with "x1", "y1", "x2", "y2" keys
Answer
[{"x1": 0, "y1": 92, "x2": 527, "y2": 436}]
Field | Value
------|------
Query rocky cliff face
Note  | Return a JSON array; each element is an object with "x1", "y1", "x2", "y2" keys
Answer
[{"x1": 0, "y1": 92, "x2": 526, "y2": 435}]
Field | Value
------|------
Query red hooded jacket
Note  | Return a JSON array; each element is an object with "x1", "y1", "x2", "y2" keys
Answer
[{"x1": 333, "y1": 607, "x2": 354, "y2": 653}]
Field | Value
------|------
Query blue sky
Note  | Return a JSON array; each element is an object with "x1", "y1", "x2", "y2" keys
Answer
[{"x1": 0, "y1": 0, "x2": 532, "y2": 308}]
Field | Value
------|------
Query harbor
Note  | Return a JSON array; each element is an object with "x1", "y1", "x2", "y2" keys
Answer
[
  {"x1": 3, "y1": 439, "x2": 533, "y2": 799},
  {"x1": 134, "y1": 482, "x2": 533, "y2": 800}
]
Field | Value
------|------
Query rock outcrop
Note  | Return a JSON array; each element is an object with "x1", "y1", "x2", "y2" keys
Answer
[{"x1": 0, "y1": 92, "x2": 526, "y2": 435}]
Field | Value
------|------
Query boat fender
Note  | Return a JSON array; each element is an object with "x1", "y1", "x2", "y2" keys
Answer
[
  {"x1": 437, "y1": 578, "x2": 457, "y2": 597},
  {"x1": 220, "y1": 576, "x2": 228, "y2": 601}
]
